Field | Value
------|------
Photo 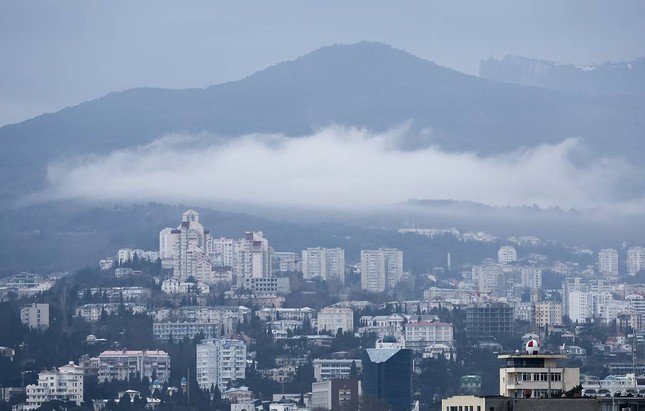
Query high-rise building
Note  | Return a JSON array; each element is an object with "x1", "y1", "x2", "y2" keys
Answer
[
  {"x1": 25, "y1": 362, "x2": 84, "y2": 410},
  {"x1": 360, "y1": 248, "x2": 403, "y2": 293},
  {"x1": 520, "y1": 267, "x2": 542, "y2": 290},
  {"x1": 534, "y1": 300, "x2": 563, "y2": 327},
  {"x1": 272, "y1": 252, "x2": 301, "y2": 273},
  {"x1": 567, "y1": 290, "x2": 592, "y2": 323},
  {"x1": 302, "y1": 247, "x2": 346, "y2": 284},
  {"x1": 498, "y1": 341, "x2": 580, "y2": 398},
  {"x1": 465, "y1": 303, "x2": 514, "y2": 343},
  {"x1": 211, "y1": 237, "x2": 236, "y2": 268},
  {"x1": 96, "y1": 350, "x2": 170, "y2": 383},
  {"x1": 196, "y1": 338, "x2": 247, "y2": 390},
  {"x1": 598, "y1": 248, "x2": 619, "y2": 277},
  {"x1": 361, "y1": 346, "x2": 412, "y2": 411},
  {"x1": 497, "y1": 246, "x2": 517, "y2": 265},
  {"x1": 233, "y1": 231, "x2": 272, "y2": 281},
  {"x1": 20, "y1": 303, "x2": 49, "y2": 330},
  {"x1": 627, "y1": 246, "x2": 645, "y2": 275}
]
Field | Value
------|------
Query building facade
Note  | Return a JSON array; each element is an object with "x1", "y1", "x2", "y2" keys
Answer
[
  {"x1": 360, "y1": 248, "x2": 403, "y2": 293},
  {"x1": 196, "y1": 338, "x2": 247, "y2": 390},
  {"x1": 317, "y1": 307, "x2": 354, "y2": 334},
  {"x1": 20, "y1": 303, "x2": 49, "y2": 330},
  {"x1": 97, "y1": 350, "x2": 170, "y2": 383},
  {"x1": 25, "y1": 362, "x2": 84, "y2": 410}
]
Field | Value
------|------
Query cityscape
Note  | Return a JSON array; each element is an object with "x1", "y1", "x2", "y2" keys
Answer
[{"x1": 2, "y1": 2, "x2": 645, "y2": 411}]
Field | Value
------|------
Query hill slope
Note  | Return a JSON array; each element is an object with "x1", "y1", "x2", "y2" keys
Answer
[{"x1": 2, "y1": 42, "x2": 645, "y2": 202}]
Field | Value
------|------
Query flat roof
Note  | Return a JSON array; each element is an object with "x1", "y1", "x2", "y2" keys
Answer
[{"x1": 497, "y1": 353, "x2": 567, "y2": 359}]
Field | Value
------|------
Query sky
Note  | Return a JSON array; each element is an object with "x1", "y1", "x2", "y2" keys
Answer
[{"x1": 1, "y1": 0, "x2": 645, "y2": 126}]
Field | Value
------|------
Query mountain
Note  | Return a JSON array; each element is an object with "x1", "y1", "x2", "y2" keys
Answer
[
  {"x1": 1, "y1": 42, "x2": 645, "y2": 202},
  {"x1": 480, "y1": 55, "x2": 645, "y2": 96}
]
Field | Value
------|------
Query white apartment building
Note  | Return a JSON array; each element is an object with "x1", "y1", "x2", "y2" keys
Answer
[
  {"x1": 312, "y1": 359, "x2": 362, "y2": 382},
  {"x1": 301, "y1": 247, "x2": 346, "y2": 284},
  {"x1": 97, "y1": 350, "x2": 170, "y2": 383},
  {"x1": 627, "y1": 246, "x2": 645, "y2": 275},
  {"x1": 360, "y1": 248, "x2": 403, "y2": 293},
  {"x1": 317, "y1": 307, "x2": 354, "y2": 334},
  {"x1": 161, "y1": 278, "x2": 209, "y2": 294},
  {"x1": 534, "y1": 300, "x2": 563, "y2": 327},
  {"x1": 599, "y1": 248, "x2": 619, "y2": 277},
  {"x1": 497, "y1": 246, "x2": 517, "y2": 265},
  {"x1": 211, "y1": 237, "x2": 236, "y2": 268},
  {"x1": 404, "y1": 322, "x2": 454, "y2": 353},
  {"x1": 234, "y1": 231, "x2": 272, "y2": 280},
  {"x1": 568, "y1": 290, "x2": 592, "y2": 323},
  {"x1": 196, "y1": 338, "x2": 247, "y2": 390},
  {"x1": 20, "y1": 303, "x2": 49, "y2": 330},
  {"x1": 153, "y1": 321, "x2": 220, "y2": 343},
  {"x1": 26, "y1": 362, "x2": 84, "y2": 410},
  {"x1": 520, "y1": 267, "x2": 542, "y2": 290}
]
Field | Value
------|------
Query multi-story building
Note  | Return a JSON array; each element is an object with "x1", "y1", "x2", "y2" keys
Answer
[
  {"x1": 97, "y1": 350, "x2": 170, "y2": 383},
  {"x1": 567, "y1": 290, "x2": 592, "y2": 323},
  {"x1": 360, "y1": 248, "x2": 403, "y2": 293},
  {"x1": 404, "y1": 322, "x2": 453, "y2": 353},
  {"x1": 361, "y1": 347, "x2": 412, "y2": 410},
  {"x1": 534, "y1": 301, "x2": 563, "y2": 327},
  {"x1": 159, "y1": 227, "x2": 179, "y2": 269},
  {"x1": 25, "y1": 362, "x2": 83, "y2": 410},
  {"x1": 627, "y1": 246, "x2": 645, "y2": 276},
  {"x1": 196, "y1": 338, "x2": 247, "y2": 390},
  {"x1": 313, "y1": 359, "x2": 362, "y2": 382},
  {"x1": 20, "y1": 303, "x2": 49, "y2": 330},
  {"x1": 233, "y1": 231, "x2": 272, "y2": 281},
  {"x1": 317, "y1": 307, "x2": 354, "y2": 334},
  {"x1": 302, "y1": 248, "x2": 346, "y2": 284},
  {"x1": 161, "y1": 278, "x2": 209, "y2": 294},
  {"x1": 117, "y1": 248, "x2": 159, "y2": 264},
  {"x1": 599, "y1": 248, "x2": 619, "y2": 277},
  {"x1": 272, "y1": 252, "x2": 300, "y2": 273},
  {"x1": 257, "y1": 307, "x2": 316, "y2": 323},
  {"x1": 153, "y1": 322, "x2": 220, "y2": 343},
  {"x1": 520, "y1": 267, "x2": 542, "y2": 290},
  {"x1": 75, "y1": 303, "x2": 147, "y2": 322},
  {"x1": 465, "y1": 303, "x2": 514, "y2": 343},
  {"x1": 242, "y1": 277, "x2": 291, "y2": 296},
  {"x1": 498, "y1": 341, "x2": 580, "y2": 398},
  {"x1": 498, "y1": 246, "x2": 517, "y2": 265},
  {"x1": 311, "y1": 379, "x2": 361, "y2": 411},
  {"x1": 154, "y1": 305, "x2": 250, "y2": 334}
]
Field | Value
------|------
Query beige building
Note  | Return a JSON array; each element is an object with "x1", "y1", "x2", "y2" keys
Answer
[
  {"x1": 317, "y1": 306, "x2": 354, "y2": 334},
  {"x1": 498, "y1": 349, "x2": 580, "y2": 398},
  {"x1": 20, "y1": 303, "x2": 49, "y2": 330},
  {"x1": 534, "y1": 301, "x2": 563, "y2": 327}
]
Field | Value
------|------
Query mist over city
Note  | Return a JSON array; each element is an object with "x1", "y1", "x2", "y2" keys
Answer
[{"x1": 1, "y1": 2, "x2": 645, "y2": 411}]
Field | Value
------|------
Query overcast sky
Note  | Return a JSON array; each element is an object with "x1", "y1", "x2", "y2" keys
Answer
[{"x1": 1, "y1": 0, "x2": 645, "y2": 126}]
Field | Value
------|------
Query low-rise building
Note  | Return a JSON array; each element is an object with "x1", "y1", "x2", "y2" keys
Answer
[
  {"x1": 313, "y1": 359, "x2": 361, "y2": 382},
  {"x1": 153, "y1": 321, "x2": 221, "y2": 343},
  {"x1": 403, "y1": 322, "x2": 453, "y2": 353},
  {"x1": 317, "y1": 307, "x2": 354, "y2": 334},
  {"x1": 97, "y1": 350, "x2": 170, "y2": 383}
]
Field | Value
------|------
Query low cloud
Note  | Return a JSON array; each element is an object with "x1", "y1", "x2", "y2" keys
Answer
[{"x1": 42, "y1": 126, "x2": 639, "y2": 210}]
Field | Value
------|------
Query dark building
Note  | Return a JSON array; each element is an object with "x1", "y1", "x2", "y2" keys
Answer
[
  {"x1": 465, "y1": 303, "x2": 514, "y2": 343},
  {"x1": 361, "y1": 347, "x2": 412, "y2": 411}
]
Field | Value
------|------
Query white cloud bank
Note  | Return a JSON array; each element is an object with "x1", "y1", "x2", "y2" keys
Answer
[{"x1": 43, "y1": 126, "x2": 638, "y2": 210}]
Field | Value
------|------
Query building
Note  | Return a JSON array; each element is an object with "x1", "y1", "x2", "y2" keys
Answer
[
  {"x1": 97, "y1": 350, "x2": 170, "y2": 383},
  {"x1": 317, "y1": 306, "x2": 354, "y2": 334},
  {"x1": 311, "y1": 379, "x2": 361, "y2": 411},
  {"x1": 404, "y1": 322, "x2": 453, "y2": 353},
  {"x1": 153, "y1": 322, "x2": 220, "y2": 343},
  {"x1": 242, "y1": 277, "x2": 291, "y2": 296},
  {"x1": 534, "y1": 301, "x2": 563, "y2": 327},
  {"x1": 599, "y1": 248, "x2": 619, "y2": 277},
  {"x1": 196, "y1": 338, "x2": 247, "y2": 390},
  {"x1": 159, "y1": 227, "x2": 179, "y2": 269},
  {"x1": 360, "y1": 248, "x2": 403, "y2": 293},
  {"x1": 301, "y1": 247, "x2": 346, "y2": 284},
  {"x1": 520, "y1": 267, "x2": 542, "y2": 290},
  {"x1": 498, "y1": 246, "x2": 518, "y2": 265},
  {"x1": 25, "y1": 362, "x2": 83, "y2": 410},
  {"x1": 161, "y1": 278, "x2": 209, "y2": 294},
  {"x1": 442, "y1": 396, "x2": 600, "y2": 411},
  {"x1": 234, "y1": 231, "x2": 272, "y2": 280},
  {"x1": 313, "y1": 359, "x2": 362, "y2": 382},
  {"x1": 272, "y1": 252, "x2": 300, "y2": 273},
  {"x1": 75, "y1": 303, "x2": 147, "y2": 322},
  {"x1": 627, "y1": 246, "x2": 645, "y2": 276},
  {"x1": 20, "y1": 303, "x2": 49, "y2": 330},
  {"x1": 567, "y1": 290, "x2": 592, "y2": 323},
  {"x1": 465, "y1": 303, "x2": 514, "y2": 343},
  {"x1": 117, "y1": 248, "x2": 159, "y2": 264},
  {"x1": 498, "y1": 340, "x2": 580, "y2": 398},
  {"x1": 361, "y1": 347, "x2": 412, "y2": 411}
]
